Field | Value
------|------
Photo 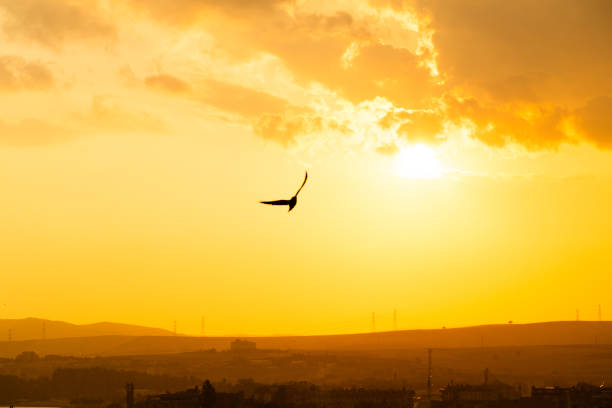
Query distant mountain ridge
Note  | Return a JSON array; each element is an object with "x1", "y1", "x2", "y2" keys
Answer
[
  {"x1": 0, "y1": 317, "x2": 176, "y2": 341},
  {"x1": 0, "y1": 320, "x2": 612, "y2": 358}
]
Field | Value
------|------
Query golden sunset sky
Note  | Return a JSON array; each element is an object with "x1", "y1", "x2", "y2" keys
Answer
[{"x1": 1, "y1": 0, "x2": 611, "y2": 335}]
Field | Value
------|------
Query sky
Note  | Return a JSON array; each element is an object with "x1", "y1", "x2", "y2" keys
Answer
[{"x1": 1, "y1": 0, "x2": 612, "y2": 336}]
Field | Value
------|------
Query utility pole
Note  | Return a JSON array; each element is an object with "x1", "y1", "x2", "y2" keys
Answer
[
  {"x1": 393, "y1": 309, "x2": 398, "y2": 331},
  {"x1": 427, "y1": 348, "x2": 432, "y2": 403},
  {"x1": 371, "y1": 312, "x2": 376, "y2": 332},
  {"x1": 173, "y1": 320, "x2": 177, "y2": 336},
  {"x1": 201, "y1": 316, "x2": 205, "y2": 336}
]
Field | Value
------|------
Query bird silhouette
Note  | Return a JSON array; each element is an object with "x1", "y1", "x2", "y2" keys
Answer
[{"x1": 260, "y1": 171, "x2": 308, "y2": 212}]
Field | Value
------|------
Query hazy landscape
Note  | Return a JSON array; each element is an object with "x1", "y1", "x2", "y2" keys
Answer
[
  {"x1": 2, "y1": 319, "x2": 612, "y2": 357},
  {"x1": 1, "y1": 319, "x2": 612, "y2": 389}
]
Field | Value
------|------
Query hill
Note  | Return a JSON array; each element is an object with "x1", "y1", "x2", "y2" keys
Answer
[
  {"x1": 0, "y1": 320, "x2": 611, "y2": 358},
  {"x1": 0, "y1": 318, "x2": 175, "y2": 342}
]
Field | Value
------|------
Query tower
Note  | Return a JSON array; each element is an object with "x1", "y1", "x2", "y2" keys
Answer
[
  {"x1": 201, "y1": 316, "x2": 205, "y2": 336},
  {"x1": 173, "y1": 320, "x2": 177, "y2": 336},
  {"x1": 393, "y1": 309, "x2": 398, "y2": 331},
  {"x1": 371, "y1": 312, "x2": 376, "y2": 332},
  {"x1": 125, "y1": 383, "x2": 134, "y2": 408},
  {"x1": 599, "y1": 304, "x2": 602, "y2": 321}
]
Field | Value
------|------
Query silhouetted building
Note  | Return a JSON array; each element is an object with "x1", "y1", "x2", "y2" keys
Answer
[
  {"x1": 139, "y1": 383, "x2": 227, "y2": 408},
  {"x1": 531, "y1": 384, "x2": 612, "y2": 408},
  {"x1": 251, "y1": 383, "x2": 415, "y2": 408},
  {"x1": 230, "y1": 339, "x2": 256, "y2": 352},
  {"x1": 126, "y1": 383, "x2": 135, "y2": 408},
  {"x1": 137, "y1": 382, "x2": 414, "y2": 408},
  {"x1": 428, "y1": 383, "x2": 612, "y2": 408},
  {"x1": 439, "y1": 382, "x2": 521, "y2": 405}
]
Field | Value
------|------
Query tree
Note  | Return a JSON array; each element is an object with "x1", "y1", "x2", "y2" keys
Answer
[{"x1": 200, "y1": 380, "x2": 216, "y2": 408}]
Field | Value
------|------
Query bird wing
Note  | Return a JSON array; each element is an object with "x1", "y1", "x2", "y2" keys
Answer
[
  {"x1": 294, "y1": 170, "x2": 308, "y2": 196},
  {"x1": 260, "y1": 199, "x2": 291, "y2": 205}
]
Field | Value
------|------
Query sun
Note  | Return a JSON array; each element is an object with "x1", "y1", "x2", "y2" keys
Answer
[{"x1": 395, "y1": 144, "x2": 443, "y2": 179}]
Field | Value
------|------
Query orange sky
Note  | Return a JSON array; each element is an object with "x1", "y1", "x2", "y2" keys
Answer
[{"x1": 1, "y1": 0, "x2": 611, "y2": 336}]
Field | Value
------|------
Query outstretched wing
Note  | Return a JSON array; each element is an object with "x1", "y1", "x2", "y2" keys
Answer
[
  {"x1": 260, "y1": 199, "x2": 291, "y2": 205},
  {"x1": 294, "y1": 170, "x2": 308, "y2": 196}
]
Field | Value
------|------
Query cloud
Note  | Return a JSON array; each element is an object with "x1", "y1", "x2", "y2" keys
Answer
[
  {"x1": 123, "y1": 0, "x2": 288, "y2": 24},
  {"x1": 85, "y1": 96, "x2": 166, "y2": 133},
  {"x1": 1, "y1": 0, "x2": 608, "y2": 153},
  {"x1": 145, "y1": 74, "x2": 191, "y2": 94},
  {"x1": 379, "y1": 109, "x2": 445, "y2": 144},
  {"x1": 253, "y1": 111, "x2": 325, "y2": 145},
  {"x1": 0, "y1": 96, "x2": 166, "y2": 147},
  {"x1": 232, "y1": 17, "x2": 431, "y2": 108},
  {"x1": 198, "y1": 80, "x2": 290, "y2": 118},
  {"x1": 443, "y1": 95, "x2": 569, "y2": 149},
  {"x1": 375, "y1": 142, "x2": 399, "y2": 155},
  {"x1": 0, "y1": 0, "x2": 116, "y2": 48},
  {"x1": 0, "y1": 119, "x2": 74, "y2": 146},
  {"x1": 123, "y1": 0, "x2": 432, "y2": 108},
  {"x1": 0, "y1": 55, "x2": 54, "y2": 91},
  {"x1": 144, "y1": 73, "x2": 290, "y2": 119}
]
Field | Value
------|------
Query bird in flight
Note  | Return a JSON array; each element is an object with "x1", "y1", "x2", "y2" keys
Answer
[{"x1": 260, "y1": 171, "x2": 308, "y2": 212}]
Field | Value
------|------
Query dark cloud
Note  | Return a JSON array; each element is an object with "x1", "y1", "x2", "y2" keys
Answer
[
  {"x1": 0, "y1": 0, "x2": 116, "y2": 48},
  {"x1": 574, "y1": 96, "x2": 612, "y2": 149},
  {"x1": 414, "y1": 0, "x2": 612, "y2": 105},
  {"x1": 385, "y1": 0, "x2": 612, "y2": 149},
  {"x1": 0, "y1": 55, "x2": 54, "y2": 91}
]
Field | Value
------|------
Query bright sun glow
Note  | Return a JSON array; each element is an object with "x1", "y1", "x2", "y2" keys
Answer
[{"x1": 395, "y1": 144, "x2": 443, "y2": 179}]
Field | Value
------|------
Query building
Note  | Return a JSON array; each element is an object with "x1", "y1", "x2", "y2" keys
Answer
[
  {"x1": 531, "y1": 384, "x2": 612, "y2": 408},
  {"x1": 428, "y1": 383, "x2": 612, "y2": 408},
  {"x1": 230, "y1": 339, "x2": 256, "y2": 352},
  {"x1": 440, "y1": 382, "x2": 521, "y2": 403},
  {"x1": 434, "y1": 381, "x2": 522, "y2": 408},
  {"x1": 135, "y1": 382, "x2": 414, "y2": 408}
]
